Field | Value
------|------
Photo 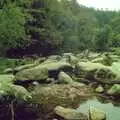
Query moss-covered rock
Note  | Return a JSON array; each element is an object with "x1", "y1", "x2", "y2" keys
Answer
[
  {"x1": 54, "y1": 106, "x2": 88, "y2": 120},
  {"x1": 111, "y1": 62, "x2": 120, "y2": 79},
  {"x1": 76, "y1": 62, "x2": 120, "y2": 84},
  {"x1": 9, "y1": 84, "x2": 32, "y2": 101},
  {"x1": 91, "y1": 54, "x2": 113, "y2": 66},
  {"x1": 107, "y1": 84, "x2": 120, "y2": 96},
  {"x1": 77, "y1": 62, "x2": 109, "y2": 72},
  {"x1": 94, "y1": 68, "x2": 116, "y2": 83},
  {"x1": 13, "y1": 63, "x2": 38, "y2": 73},
  {"x1": 76, "y1": 62, "x2": 111, "y2": 81},
  {"x1": 0, "y1": 74, "x2": 15, "y2": 84},
  {"x1": 89, "y1": 106, "x2": 106, "y2": 120},
  {"x1": 15, "y1": 67, "x2": 48, "y2": 82},
  {"x1": 4, "y1": 63, "x2": 39, "y2": 74},
  {"x1": 0, "y1": 82, "x2": 31, "y2": 101},
  {"x1": 40, "y1": 61, "x2": 73, "y2": 72},
  {"x1": 58, "y1": 71, "x2": 73, "y2": 84},
  {"x1": 31, "y1": 84, "x2": 92, "y2": 108},
  {"x1": 95, "y1": 85, "x2": 104, "y2": 93}
]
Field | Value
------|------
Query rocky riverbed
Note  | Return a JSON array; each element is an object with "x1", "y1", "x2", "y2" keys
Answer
[{"x1": 1, "y1": 51, "x2": 120, "y2": 120}]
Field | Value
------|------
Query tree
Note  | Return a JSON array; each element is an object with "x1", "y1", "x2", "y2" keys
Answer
[
  {"x1": 94, "y1": 25, "x2": 112, "y2": 51},
  {"x1": 0, "y1": 3, "x2": 27, "y2": 55}
]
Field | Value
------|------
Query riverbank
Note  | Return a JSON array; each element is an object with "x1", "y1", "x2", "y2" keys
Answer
[{"x1": 0, "y1": 51, "x2": 120, "y2": 119}]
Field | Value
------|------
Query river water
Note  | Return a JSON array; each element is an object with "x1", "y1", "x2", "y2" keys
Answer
[{"x1": 77, "y1": 98, "x2": 120, "y2": 120}]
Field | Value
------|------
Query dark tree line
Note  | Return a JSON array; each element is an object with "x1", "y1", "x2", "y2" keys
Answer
[{"x1": 0, "y1": 0, "x2": 120, "y2": 57}]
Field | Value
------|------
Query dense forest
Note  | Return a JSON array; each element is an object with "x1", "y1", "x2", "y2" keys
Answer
[
  {"x1": 0, "y1": 0, "x2": 120, "y2": 57},
  {"x1": 1, "y1": 0, "x2": 120, "y2": 120}
]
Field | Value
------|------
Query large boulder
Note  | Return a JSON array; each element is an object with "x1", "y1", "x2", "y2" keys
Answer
[
  {"x1": 15, "y1": 61, "x2": 73, "y2": 82},
  {"x1": 107, "y1": 84, "x2": 120, "y2": 96},
  {"x1": 76, "y1": 62, "x2": 119, "y2": 84},
  {"x1": 77, "y1": 62, "x2": 109, "y2": 72},
  {"x1": 40, "y1": 61, "x2": 73, "y2": 72},
  {"x1": 54, "y1": 106, "x2": 88, "y2": 120},
  {"x1": 14, "y1": 63, "x2": 38, "y2": 73},
  {"x1": 89, "y1": 106, "x2": 106, "y2": 120},
  {"x1": 31, "y1": 84, "x2": 92, "y2": 108},
  {"x1": 0, "y1": 82, "x2": 31, "y2": 101},
  {"x1": 94, "y1": 68, "x2": 116, "y2": 84},
  {"x1": 76, "y1": 62, "x2": 110, "y2": 80},
  {"x1": 9, "y1": 84, "x2": 32, "y2": 101},
  {"x1": 58, "y1": 71, "x2": 73, "y2": 84},
  {"x1": 15, "y1": 67, "x2": 48, "y2": 82}
]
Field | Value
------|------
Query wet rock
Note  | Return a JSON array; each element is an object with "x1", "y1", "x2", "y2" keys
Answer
[
  {"x1": 89, "y1": 106, "x2": 106, "y2": 120},
  {"x1": 58, "y1": 71, "x2": 73, "y2": 84},
  {"x1": 54, "y1": 106, "x2": 88, "y2": 120}
]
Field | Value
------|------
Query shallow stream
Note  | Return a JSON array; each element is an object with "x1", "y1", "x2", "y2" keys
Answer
[{"x1": 77, "y1": 98, "x2": 120, "y2": 120}]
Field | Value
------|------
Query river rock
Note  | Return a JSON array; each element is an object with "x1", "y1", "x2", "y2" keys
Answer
[
  {"x1": 95, "y1": 85, "x2": 104, "y2": 93},
  {"x1": 76, "y1": 62, "x2": 119, "y2": 84},
  {"x1": 40, "y1": 61, "x2": 73, "y2": 72},
  {"x1": 77, "y1": 62, "x2": 109, "y2": 72},
  {"x1": 58, "y1": 71, "x2": 73, "y2": 84},
  {"x1": 77, "y1": 62, "x2": 110, "y2": 80},
  {"x1": 107, "y1": 84, "x2": 120, "y2": 96},
  {"x1": 54, "y1": 106, "x2": 88, "y2": 120},
  {"x1": 31, "y1": 84, "x2": 92, "y2": 108},
  {"x1": 89, "y1": 106, "x2": 106, "y2": 120},
  {"x1": 15, "y1": 67, "x2": 49, "y2": 82},
  {"x1": 91, "y1": 54, "x2": 113, "y2": 66}
]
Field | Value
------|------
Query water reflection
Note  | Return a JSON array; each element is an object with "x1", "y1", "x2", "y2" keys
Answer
[{"x1": 77, "y1": 97, "x2": 120, "y2": 120}]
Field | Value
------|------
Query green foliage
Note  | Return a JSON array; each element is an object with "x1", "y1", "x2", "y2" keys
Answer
[
  {"x1": 0, "y1": 4, "x2": 27, "y2": 54},
  {"x1": 94, "y1": 25, "x2": 112, "y2": 51},
  {"x1": 0, "y1": 0, "x2": 120, "y2": 55}
]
